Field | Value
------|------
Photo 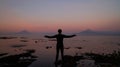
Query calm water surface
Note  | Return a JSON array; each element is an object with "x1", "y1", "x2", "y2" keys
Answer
[{"x1": 0, "y1": 35, "x2": 120, "y2": 67}]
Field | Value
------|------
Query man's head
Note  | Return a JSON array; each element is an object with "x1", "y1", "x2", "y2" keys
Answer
[{"x1": 58, "y1": 29, "x2": 62, "y2": 34}]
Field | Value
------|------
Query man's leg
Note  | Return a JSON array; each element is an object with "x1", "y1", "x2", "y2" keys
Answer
[
  {"x1": 55, "y1": 47, "x2": 59, "y2": 62},
  {"x1": 61, "y1": 47, "x2": 64, "y2": 61}
]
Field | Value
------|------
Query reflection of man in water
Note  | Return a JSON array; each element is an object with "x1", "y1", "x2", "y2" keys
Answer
[{"x1": 45, "y1": 29, "x2": 76, "y2": 62}]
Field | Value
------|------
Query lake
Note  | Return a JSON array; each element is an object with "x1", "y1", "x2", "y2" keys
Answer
[{"x1": 0, "y1": 35, "x2": 120, "y2": 67}]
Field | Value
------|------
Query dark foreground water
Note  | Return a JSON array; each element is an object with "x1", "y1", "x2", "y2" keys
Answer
[{"x1": 0, "y1": 35, "x2": 120, "y2": 67}]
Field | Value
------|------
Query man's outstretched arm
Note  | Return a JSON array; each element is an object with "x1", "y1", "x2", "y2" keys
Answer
[
  {"x1": 64, "y1": 34, "x2": 76, "y2": 38},
  {"x1": 44, "y1": 35, "x2": 56, "y2": 38}
]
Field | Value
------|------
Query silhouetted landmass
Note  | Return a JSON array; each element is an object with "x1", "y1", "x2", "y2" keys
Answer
[
  {"x1": 0, "y1": 49, "x2": 37, "y2": 67},
  {"x1": 55, "y1": 51, "x2": 120, "y2": 67},
  {"x1": 1, "y1": 29, "x2": 120, "y2": 36},
  {"x1": 0, "y1": 53, "x2": 8, "y2": 57},
  {"x1": 84, "y1": 51, "x2": 120, "y2": 66},
  {"x1": 20, "y1": 40, "x2": 28, "y2": 42},
  {"x1": 75, "y1": 47, "x2": 82, "y2": 49},
  {"x1": 0, "y1": 37, "x2": 17, "y2": 39},
  {"x1": 20, "y1": 37, "x2": 28, "y2": 39},
  {"x1": 11, "y1": 44, "x2": 27, "y2": 48},
  {"x1": 16, "y1": 30, "x2": 31, "y2": 34},
  {"x1": 55, "y1": 55, "x2": 84, "y2": 67},
  {"x1": 78, "y1": 29, "x2": 120, "y2": 36},
  {"x1": 45, "y1": 46, "x2": 52, "y2": 49}
]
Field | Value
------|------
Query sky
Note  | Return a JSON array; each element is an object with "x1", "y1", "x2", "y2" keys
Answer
[{"x1": 0, "y1": 0, "x2": 120, "y2": 33}]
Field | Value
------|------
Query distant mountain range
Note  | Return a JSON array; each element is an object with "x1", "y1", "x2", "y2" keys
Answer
[
  {"x1": 77, "y1": 29, "x2": 120, "y2": 36},
  {"x1": 0, "y1": 29, "x2": 120, "y2": 36},
  {"x1": 10, "y1": 29, "x2": 120, "y2": 36},
  {"x1": 16, "y1": 30, "x2": 31, "y2": 34}
]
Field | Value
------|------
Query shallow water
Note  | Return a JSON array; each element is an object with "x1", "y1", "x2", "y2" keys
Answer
[{"x1": 0, "y1": 35, "x2": 120, "y2": 67}]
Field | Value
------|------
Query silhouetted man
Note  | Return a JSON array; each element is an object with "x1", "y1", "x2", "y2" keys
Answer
[{"x1": 44, "y1": 29, "x2": 76, "y2": 62}]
